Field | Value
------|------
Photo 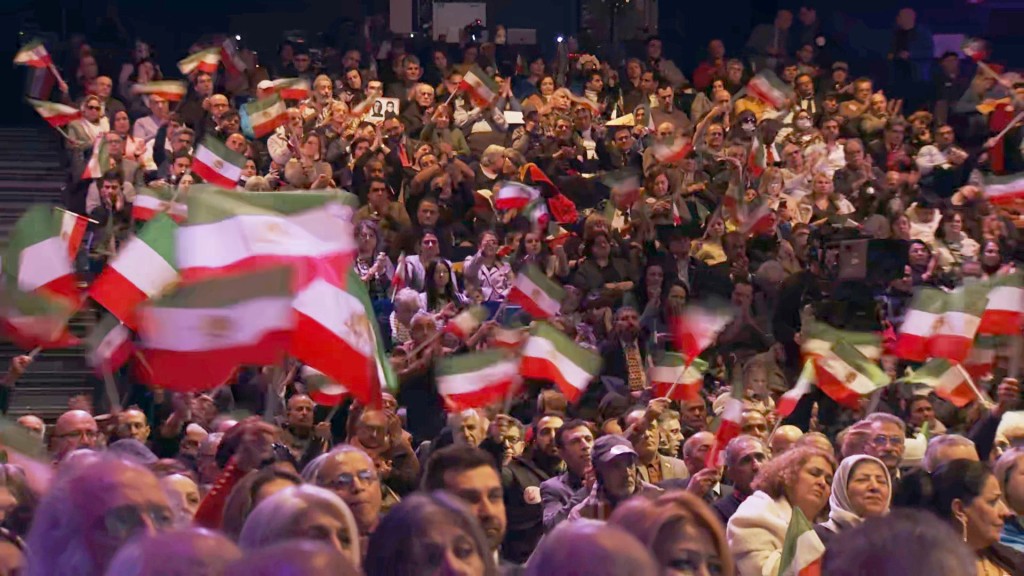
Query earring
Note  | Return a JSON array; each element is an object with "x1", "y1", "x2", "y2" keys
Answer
[{"x1": 960, "y1": 517, "x2": 968, "y2": 543}]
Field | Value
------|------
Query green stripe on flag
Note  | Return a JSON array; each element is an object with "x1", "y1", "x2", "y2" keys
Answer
[
  {"x1": 437, "y1": 349, "x2": 509, "y2": 377},
  {"x1": 186, "y1": 185, "x2": 360, "y2": 224},
  {"x1": 151, "y1": 266, "x2": 292, "y2": 309},
  {"x1": 531, "y1": 322, "x2": 602, "y2": 375},
  {"x1": 945, "y1": 283, "x2": 989, "y2": 316},
  {"x1": 901, "y1": 358, "x2": 955, "y2": 384},
  {"x1": 909, "y1": 287, "x2": 949, "y2": 314},
  {"x1": 85, "y1": 314, "x2": 125, "y2": 355},
  {"x1": 520, "y1": 264, "x2": 565, "y2": 302},
  {"x1": 136, "y1": 214, "x2": 178, "y2": 267},
  {"x1": 4, "y1": 205, "x2": 59, "y2": 286},
  {"x1": 344, "y1": 267, "x2": 397, "y2": 393},
  {"x1": 198, "y1": 135, "x2": 246, "y2": 168},
  {"x1": 832, "y1": 340, "x2": 889, "y2": 386},
  {"x1": 778, "y1": 507, "x2": 819, "y2": 576}
]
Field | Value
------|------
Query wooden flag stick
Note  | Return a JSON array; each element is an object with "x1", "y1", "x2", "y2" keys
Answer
[
  {"x1": 26, "y1": 347, "x2": 42, "y2": 360},
  {"x1": 53, "y1": 206, "x2": 99, "y2": 224}
]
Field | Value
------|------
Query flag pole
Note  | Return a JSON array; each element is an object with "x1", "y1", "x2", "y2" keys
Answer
[
  {"x1": 102, "y1": 364, "x2": 122, "y2": 414},
  {"x1": 46, "y1": 62, "x2": 67, "y2": 90},
  {"x1": 53, "y1": 206, "x2": 99, "y2": 224},
  {"x1": 444, "y1": 87, "x2": 461, "y2": 106},
  {"x1": 962, "y1": 367, "x2": 996, "y2": 410}
]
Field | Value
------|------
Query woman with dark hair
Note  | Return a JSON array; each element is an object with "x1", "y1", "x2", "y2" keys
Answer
[
  {"x1": 110, "y1": 110, "x2": 145, "y2": 163},
  {"x1": 364, "y1": 492, "x2": 497, "y2": 576},
  {"x1": 933, "y1": 209, "x2": 979, "y2": 277},
  {"x1": 513, "y1": 230, "x2": 568, "y2": 279},
  {"x1": 979, "y1": 240, "x2": 1014, "y2": 278},
  {"x1": 422, "y1": 260, "x2": 465, "y2": 318},
  {"x1": 927, "y1": 459, "x2": 1024, "y2": 575},
  {"x1": 284, "y1": 132, "x2": 333, "y2": 189},
  {"x1": 572, "y1": 231, "x2": 635, "y2": 308},
  {"x1": 123, "y1": 58, "x2": 163, "y2": 119},
  {"x1": 354, "y1": 220, "x2": 394, "y2": 301},
  {"x1": 220, "y1": 469, "x2": 303, "y2": 541}
]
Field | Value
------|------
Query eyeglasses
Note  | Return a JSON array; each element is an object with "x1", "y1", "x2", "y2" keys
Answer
[
  {"x1": 102, "y1": 504, "x2": 174, "y2": 540},
  {"x1": 86, "y1": 105, "x2": 101, "y2": 111},
  {"x1": 871, "y1": 434, "x2": 904, "y2": 447},
  {"x1": 322, "y1": 469, "x2": 378, "y2": 491}
]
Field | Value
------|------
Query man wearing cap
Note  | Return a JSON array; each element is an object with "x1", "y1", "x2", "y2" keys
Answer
[
  {"x1": 820, "y1": 61, "x2": 851, "y2": 99},
  {"x1": 568, "y1": 434, "x2": 659, "y2": 521}
]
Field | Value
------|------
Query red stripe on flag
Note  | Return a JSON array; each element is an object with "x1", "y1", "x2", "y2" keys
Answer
[
  {"x1": 520, "y1": 356, "x2": 585, "y2": 403},
  {"x1": 291, "y1": 311, "x2": 380, "y2": 407},
  {"x1": 443, "y1": 378, "x2": 517, "y2": 412},
  {"x1": 140, "y1": 331, "x2": 292, "y2": 393},
  {"x1": 89, "y1": 268, "x2": 149, "y2": 329},
  {"x1": 506, "y1": 286, "x2": 555, "y2": 319}
]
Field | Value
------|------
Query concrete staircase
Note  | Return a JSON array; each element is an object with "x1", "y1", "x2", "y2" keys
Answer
[{"x1": 0, "y1": 125, "x2": 95, "y2": 421}]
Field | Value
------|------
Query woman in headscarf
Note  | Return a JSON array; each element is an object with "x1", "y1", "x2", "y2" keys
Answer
[{"x1": 814, "y1": 455, "x2": 891, "y2": 546}]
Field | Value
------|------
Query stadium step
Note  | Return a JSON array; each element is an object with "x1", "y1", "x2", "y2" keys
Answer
[{"x1": 0, "y1": 124, "x2": 90, "y2": 421}]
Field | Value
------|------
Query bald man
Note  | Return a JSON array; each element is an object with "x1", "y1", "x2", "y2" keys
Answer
[
  {"x1": 770, "y1": 425, "x2": 804, "y2": 455},
  {"x1": 51, "y1": 409, "x2": 99, "y2": 461},
  {"x1": 16, "y1": 415, "x2": 44, "y2": 441}
]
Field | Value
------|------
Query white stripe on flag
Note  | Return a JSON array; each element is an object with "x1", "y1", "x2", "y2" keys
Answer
[
  {"x1": 111, "y1": 239, "x2": 178, "y2": 297},
  {"x1": 522, "y1": 336, "x2": 593, "y2": 388},
  {"x1": 19, "y1": 237, "x2": 68, "y2": 291},
  {"x1": 194, "y1": 145, "x2": 243, "y2": 182},
  {"x1": 438, "y1": 362, "x2": 517, "y2": 395},
  {"x1": 142, "y1": 297, "x2": 293, "y2": 351}
]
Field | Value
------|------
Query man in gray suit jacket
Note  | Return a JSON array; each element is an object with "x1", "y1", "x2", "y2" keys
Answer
[
  {"x1": 540, "y1": 420, "x2": 594, "y2": 532},
  {"x1": 625, "y1": 403, "x2": 689, "y2": 487}
]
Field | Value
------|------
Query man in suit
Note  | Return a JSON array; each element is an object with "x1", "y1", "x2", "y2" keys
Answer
[
  {"x1": 540, "y1": 420, "x2": 595, "y2": 532},
  {"x1": 713, "y1": 435, "x2": 767, "y2": 524},
  {"x1": 683, "y1": 431, "x2": 732, "y2": 504},
  {"x1": 793, "y1": 73, "x2": 822, "y2": 121},
  {"x1": 624, "y1": 404, "x2": 689, "y2": 487},
  {"x1": 598, "y1": 307, "x2": 649, "y2": 399}
]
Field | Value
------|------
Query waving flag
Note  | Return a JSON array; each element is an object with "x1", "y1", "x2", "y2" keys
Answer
[
  {"x1": 964, "y1": 335, "x2": 1001, "y2": 381},
  {"x1": 520, "y1": 322, "x2": 602, "y2": 402},
  {"x1": 5, "y1": 205, "x2": 78, "y2": 305},
  {"x1": 777, "y1": 359, "x2": 816, "y2": 418},
  {"x1": 240, "y1": 94, "x2": 287, "y2": 139},
  {"x1": 800, "y1": 318, "x2": 883, "y2": 361},
  {"x1": 437, "y1": 350, "x2": 521, "y2": 411},
  {"x1": 85, "y1": 315, "x2": 134, "y2": 375},
  {"x1": 221, "y1": 38, "x2": 247, "y2": 76},
  {"x1": 270, "y1": 78, "x2": 310, "y2": 101},
  {"x1": 58, "y1": 209, "x2": 89, "y2": 261},
  {"x1": 778, "y1": 508, "x2": 824, "y2": 576},
  {"x1": 983, "y1": 173, "x2": 1024, "y2": 206},
  {"x1": 89, "y1": 214, "x2": 179, "y2": 329},
  {"x1": 192, "y1": 135, "x2": 246, "y2": 188},
  {"x1": 604, "y1": 169, "x2": 643, "y2": 210},
  {"x1": 137, "y1": 267, "x2": 295, "y2": 393},
  {"x1": 928, "y1": 284, "x2": 988, "y2": 362},
  {"x1": 893, "y1": 288, "x2": 948, "y2": 362},
  {"x1": 81, "y1": 136, "x2": 110, "y2": 180},
  {"x1": 13, "y1": 40, "x2": 52, "y2": 68},
  {"x1": 979, "y1": 273, "x2": 1024, "y2": 335},
  {"x1": 444, "y1": 306, "x2": 488, "y2": 341},
  {"x1": 0, "y1": 283, "x2": 78, "y2": 351},
  {"x1": 494, "y1": 182, "x2": 540, "y2": 211},
  {"x1": 132, "y1": 187, "x2": 188, "y2": 223},
  {"x1": 300, "y1": 366, "x2": 350, "y2": 406},
  {"x1": 459, "y1": 66, "x2": 500, "y2": 108},
  {"x1": 27, "y1": 98, "x2": 80, "y2": 127},
  {"x1": 648, "y1": 353, "x2": 707, "y2": 401},
  {"x1": 814, "y1": 340, "x2": 890, "y2": 409},
  {"x1": 507, "y1": 264, "x2": 565, "y2": 319},
  {"x1": 650, "y1": 136, "x2": 693, "y2": 165},
  {"x1": 901, "y1": 359, "x2": 977, "y2": 408},
  {"x1": 177, "y1": 47, "x2": 221, "y2": 75},
  {"x1": 130, "y1": 81, "x2": 188, "y2": 102},
  {"x1": 672, "y1": 303, "x2": 734, "y2": 363},
  {"x1": 747, "y1": 70, "x2": 793, "y2": 109},
  {"x1": 706, "y1": 379, "x2": 745, "y2": 469}
]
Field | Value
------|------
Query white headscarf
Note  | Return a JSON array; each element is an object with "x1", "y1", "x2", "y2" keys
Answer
[{"x1": 819, "y1": 454, "x2": 891, "y2": 534}]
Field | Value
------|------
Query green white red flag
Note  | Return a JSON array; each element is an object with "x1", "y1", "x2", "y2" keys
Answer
[
  {"x1": 984, "y1": 173, "x2": 1024, "y2": 206},
  {"x1": 929, "y1": 284, "x2": 988, "y2": 362},
  {"x1": 132, "y1": 187, "x2": 188, "y2": 223},
  {"x1": 192, "y1": 135, "x2": 246, "y2": 188},
  {"x1": 437, "y1": 350, "x2": 521, "y2": 411},
  {"x1": 962, "y1": 38, "x2": 991, "y2": 62},
  {"x1": 130, "y1": 81, "x2": 188, "y2": 102},
  {"x1": 444, "y1": 306, "x2": 488, "y2": 341},
  {"x1": 494, "y1": 182, "x2": 540, "y2": 211},
  {"x1": 89, "y1": 214, "x2": 179, "y2": 329},
  {"x1": 291, "y1": 269, "x2": 392, "y2": 407},
  {"x1": 979, "y1": 273, "x2": 1024, "y2": 335},
  {"x1": 5, "y1": 205, "x2": 78, "y2": 305},
  {"x1": 520, "y1": 322, "x2": 602, "y2": 402},
  {"x1": 651, "y1": 136, "x2": 693, "y2": 165},
  {"x1": 13, "y1": 40, "x2": 52, "y2": 68},
  {"x1": 506, "y1": 264, "x2": 565, "y2": 319},
  {"x1": 672, "y1": 302, "x2": 734, "y2": 363},
  {"x1": 270, "y1": 78, "x2": 311, "y2": 101},
  {"x1": 648, "y1": 352, "x2": 707, "y2": 401},
  {"x1": 0, "y1": 282, "x2": 78, "y2": 351},
  {"x1": 300, "y1": 365, "x2": 349, "y2": 406},
  {"x1": 221, "y1": 38, "x2": 247, "y2": 75},
  {"x1": 747, "y1": 70, "x2": 794, "y2": 109},
  {"x1": 27, "y1": 98, "x2": 80, "y2": 127},
  {"x1": 814, "y1": 340, "x2": 890, "y2": 409},
  {"x1": 177, "y1": 186, "x2": 359, "y2": 288},
  {"x1": 777, "y1": 359, "x2": 816, "y2": 418},
  {"x1": 778, "y1": 507, "x2": 824, "y2": 576},
  {"x1": 240, "y1": 94, "x2": 287, "y2": 139},
  {"x1": 81, "y1": 136, "x2": 110, "y2": 180},
  {"x1": 58, "y1": 209, "x2": 89, "y2": 261},
  {"x1": 137, "y1": 267, "x2": 296, "y2": 393},
  {"x1": 800, "y1": 317, "x2": 883, "y2": 361},
  {"x1": 85, "y1": 314, "x2": 134, "y2": 375},
  {"x1": 492, "y1": 327, "x2": 526, "y2": 349},
  {"x1": 705, "y1": 378, "x2": 745, "y2": 469},
  {"x1": 603, "y1": 169, "x2": 643, "y2": 210},
  {"x1": 964, "y1": 334, "x2": 1002, "y2": 381},
  {"x1": 177, "y1": 47, "x2": 221, "y2": 75},
  {"x1": 459, "y1": 66, "x2": 500, "y2": 108},
  {"x1": 901, "y1": 358, "x2": 977, "y2": 408}
]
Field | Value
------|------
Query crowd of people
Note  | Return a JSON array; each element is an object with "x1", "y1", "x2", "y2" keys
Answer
[{"x1": 7, "y1": 4, "x2": 1024, "y2": 575}]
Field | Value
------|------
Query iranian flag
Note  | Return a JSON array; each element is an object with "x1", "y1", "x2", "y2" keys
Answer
[
  {"x1": 705, "y1": 379, "x2": 745, "y2": 469},
  {"x1": 85, "y1": 315, "x2": 134, "y2": 375},
  {"x1": 963, "y1": 38, "x2": 991, "y2": 62},
  {"x1": 0, "y1": 284, "x2": 78, "y2": 351},
  {"x1": 604, "y1": 169, "x2": 643, "y2": 210},
  {"x1": 520, "y1": 322, "x2": 602, "y2": 402},
  {"x1": 133, "y1": 187, "x2": 188, "y2": 223},
  {"x1": 390, "y1": 252, "x2": 408, "y2": 296},
  {"x1": 494, "y1": 182, "x2": 540, "y2": 211},
  {"x1": 241, "y1": 94, "x2": 287, "y2": 139},
  {"x1": 137, "y1": 267, "x2": 296, "y2": 393},
  {"x1": 444, "y1": 306, "x2": 487, "y2": 340},
  {"x1": 459, "y1": 66, "x2": 500, "y2": 108},
  {"x1": 964, "y1": 335, "x2": 1001, "y2": 381},
  {"x1": 492, "y1": 327, "x2": 526, "y2": 349},
  {"x1": 437, "y1": 350, "x2": 521, "y2": 411},
  {"x1": 300, "y1": 366, "x2": 350, "y2": 407},
  {"x1": 648, "y1": 352, "x2": 707, "y2": 402},
  {"x1": 747, "y1": 70, "x2": 793, "y2": 109},
  {"x1": 81, "y1": 136, "x2": 110, "y2": 180},
  {"x1": 928, "y1": 284, "x2": 987, "y2": 363},
  {"x1": 800, "y1": 318, "x2": 883, "y2": 361},
  {"x1": 177, "y1": 47, "x2": 221, "y2": 75},
  {"x1": 292, "y1": 271, "x2": 392, "y2": 407},
  {"x1": 736, "y1": 195, "x2": 774, "y2": 236},
  {"x1": 672, "y1": 303, "x2": 734, "y2": 363},
  {"x1": 979, "y1": 273, "x2": 1024, "y2": 335},
  {"x1": 177, "y1": 186, "x2": 359, "y2": 288},
  {"x1": 777, "y1": 359, "x2": 817, "y2": 418},
  {"x1": 778, "y1": 508, "x2": 824, "y2": 576},
  {"x1": 192, "y1": 135, "x2": 246, "y2": 188},
  {"x1": 813, "y1": 340, "x2": 890, "y2": 409},
  {"x1": 271, "y1": 78, "x2": 310, "y2": 101},
  {"x1": 89, "y1": 214, "x2": 179, "y2": 329},
  {"x1": 902, "y1": 359, "x2": 977, "y2": 408},
  {"x1": 5, "y1": 205, "x2": 78, "y2": 304},
  {"x1": 130, "y1": 81, "x2": 188, "y2": 102},
  {"x1": 893, "y1": 288, "x2": 947, "y2": 362},
  {"x1": 506, "y1": 264, "x2": 564, "y2": 319},
  {"x1": 58, "y1": 209, "x2": 89, "y2": 261},
  {"x1": 25, "y1": 67, "x2": 55, "y2": 101},
  {"x1": 27, "y1": 98, "x2": 80, "y2": 127},
  {"x1": 984, "y1": 173, "x2": 1024, "y2": 206},
  {"x1": 13, "y1": 40, "x2": 52, "y2": 68},
  {"x1": 651, "y1": 136, "x2": 693, "y2": 164},
  {"x1": 221, "y1": 38, "x2": 247, "y2": 75}
]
